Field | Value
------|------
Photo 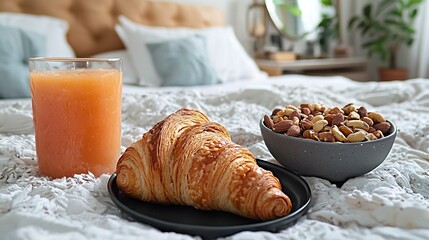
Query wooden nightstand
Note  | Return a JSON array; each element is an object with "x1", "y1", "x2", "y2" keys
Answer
[{"x1": 255, "y1": 57, "x2": 369, "y2": 81}]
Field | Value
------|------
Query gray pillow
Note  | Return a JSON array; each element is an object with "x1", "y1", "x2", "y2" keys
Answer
[
  {"x1": 0, "y1": 25, "x2": 45, "y2": 99},
  {"x1": 146, "y1": 35, "x2": 219, "y2": 86}
]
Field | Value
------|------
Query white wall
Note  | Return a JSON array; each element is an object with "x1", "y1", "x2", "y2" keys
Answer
[{"x1": 166, "y1": 0, "x2": 255, "y2": 53}]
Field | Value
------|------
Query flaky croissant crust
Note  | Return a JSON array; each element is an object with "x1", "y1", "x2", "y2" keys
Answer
[{"x1": 116, "y1": 108, "x2": 292, "y2": 220}]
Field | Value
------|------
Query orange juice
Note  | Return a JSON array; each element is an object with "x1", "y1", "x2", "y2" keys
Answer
[{"x1": 30, "y1": 69, "x2": 122, "y2": 178}]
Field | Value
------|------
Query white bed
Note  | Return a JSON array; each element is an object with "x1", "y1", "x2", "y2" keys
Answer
[
  {"x1": 1, "y1": 0, "x2": 429, "y2": 239},
  {"x1": 1, "y1": 74, "x2": 429, "y2": 239}
]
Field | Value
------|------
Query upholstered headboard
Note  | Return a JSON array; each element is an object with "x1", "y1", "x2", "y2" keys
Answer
[{"x1": 0, "y1": 0, "x2": 224, "y2": 57}]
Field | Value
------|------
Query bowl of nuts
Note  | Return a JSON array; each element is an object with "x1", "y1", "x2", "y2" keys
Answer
[{"x1": 260, "y1": 103, "x2": 397, "y2": 183}]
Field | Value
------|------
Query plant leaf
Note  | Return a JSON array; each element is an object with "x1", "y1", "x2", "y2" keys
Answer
[
  {"x1": 348, "y1": 16, "x2": 360, "y2": 29},
  {"x1": 409, "y1": 8, "x2": 418, "y2": 19},
  {"x1": 407, "y1": 0, "x2": 423, "y2": 8},
  {"x1": 386, "y1": 8, "x2": 402, "y2": 18},
  {"x1": 363, "y1": 4, "x2": 372, "y2": 19},
  {"x1": 375, "y1": 0, "x2": 394, "y2": 15},
  {"x1": 321, "y1": 0, "x2": 332, "y2": 6}
]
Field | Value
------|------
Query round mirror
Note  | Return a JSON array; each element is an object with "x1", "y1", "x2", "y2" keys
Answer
[{"x1": 265, "y1": 0, "x2": 335, "y2": 41}]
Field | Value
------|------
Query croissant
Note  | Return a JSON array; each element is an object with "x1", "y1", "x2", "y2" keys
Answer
[{"x1": 116, "y1": 108, "x2": 292, "y2": 220}]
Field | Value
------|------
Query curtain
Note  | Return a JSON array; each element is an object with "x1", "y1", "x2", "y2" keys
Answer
[
  {"x1": 341, "y1": 0, "x2": 429, "y2": 80},
  {"x1": 409, "y1": 0, "x2": 429, "y2": 78}
]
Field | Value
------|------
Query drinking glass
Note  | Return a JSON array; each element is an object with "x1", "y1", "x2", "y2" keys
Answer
[{"x1": 29, "y1": 58, "x2": 122, "y2": 178}]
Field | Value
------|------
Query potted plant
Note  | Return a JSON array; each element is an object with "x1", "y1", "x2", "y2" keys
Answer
[
  {"x1": 348, "y1": 0, "x2": 423, "y2": 81},
  {"x1": 317, "y1": 0, "x2": 339, "y2": 56}
]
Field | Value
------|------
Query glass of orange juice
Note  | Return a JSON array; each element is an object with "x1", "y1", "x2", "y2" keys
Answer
[{"x1": 29, "y1": 58, "x2": 122, "y2": 178}]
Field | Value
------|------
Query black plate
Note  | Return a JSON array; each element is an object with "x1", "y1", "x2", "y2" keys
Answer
[{"x1": 108, "y1": 159, "x2": 311, "y2": 239}]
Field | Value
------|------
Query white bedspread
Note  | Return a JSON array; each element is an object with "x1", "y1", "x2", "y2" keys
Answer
[{"x1": 1, "y1": 75, "x2": 429, "y2": 240}]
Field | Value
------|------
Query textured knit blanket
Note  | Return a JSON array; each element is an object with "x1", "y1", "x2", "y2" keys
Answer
[{"x1": 1, "y1": 76, "x2": 428, "y2": 240}]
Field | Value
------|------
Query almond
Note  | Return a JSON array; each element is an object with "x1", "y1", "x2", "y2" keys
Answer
[
  {"x1": 272, "y1": 120, "x2": 293, "y2": 133},
  {"x1": 368, "y1": 112, "x2": 386, "y2": 124},
  {"x1": 286, "y1": 125, "x2": 301, "y2": 137},
  {"x1": 361, "y1": 117, "x2": 374, "y2": 127},
  {"x1": 319, "y1": 132, "x2": 336, "y2": 142},
  {"x1": 373, "y1": 122, "x2": 391, "y2": 134},
  {"x1": 339, "y1": 125, "x2": 353, "y2": 137},
  {"x1": 264, "y1": 115, "x2": 274, "y2": 129},
  {"x1": 357, "y1": 106, "x2": 368, "y2": 118},
  {"x1": 300, "y1": 119, "x2": 313, "y2": 130},
  {"x1": 272, "y1": 108, "x2": 283, "y2": 116},
  {"x1": 331, "y1": 113, "x2": 344, "y2": 126}
]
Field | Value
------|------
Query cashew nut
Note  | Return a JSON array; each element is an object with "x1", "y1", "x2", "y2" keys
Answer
[
  {"x1": 343, "y1": 103, "x2": 356, "y2": 115},
  {"x1": 348, "y1": 111, "x2": 360, "y2": 120},
  {"x1": 331, "y1": 125, "x2": 347, "y2": 142},
  {"x1": 313, "y1": 120, "x2": 328, "y2": 133},
  {"x1": 347, "y1": 131, "x2": 366, "y2": 142},
  {"x1": 346, "y1": 120, "x2": 370, "y2": 131},
  {"x1": 311, "y1": 115, "x2": 324, "y2": 124}
]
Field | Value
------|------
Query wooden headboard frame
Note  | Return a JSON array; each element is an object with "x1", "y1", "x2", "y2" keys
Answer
[{"x1": 0, "y1": 0, "x2": 224, "y2": 57}]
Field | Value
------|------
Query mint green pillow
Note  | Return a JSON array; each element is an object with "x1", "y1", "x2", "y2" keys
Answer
[
  {"x1": 146, "y1": 35, "x2": 219, "y2": 86},
  {"x1": 0, "y1": 25, "x2": 45, "y2": 99}
]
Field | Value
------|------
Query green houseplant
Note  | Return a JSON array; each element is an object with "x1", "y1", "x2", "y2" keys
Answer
[
  {"x1": 317, "y1": 0, "x2": 339, "y2": 55},
  {"x1": 348, "y1": 0, "x2": 423, "y2": 81}
]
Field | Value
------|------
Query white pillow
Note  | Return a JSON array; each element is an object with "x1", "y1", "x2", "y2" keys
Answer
[
  {"x1": 115, "y1": 16, "x2": 262, "y2": 87},
  {"x1": 0, "y1": 13, "x2": 75, "y2": 57},
  {"x1": 91, "y1": 50, "x2": 138, "y2": 85}
]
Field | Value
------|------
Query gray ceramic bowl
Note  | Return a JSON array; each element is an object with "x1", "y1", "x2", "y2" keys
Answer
[{"x1": 260, "y1": 118, "x2": 397, "y2": 183}]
